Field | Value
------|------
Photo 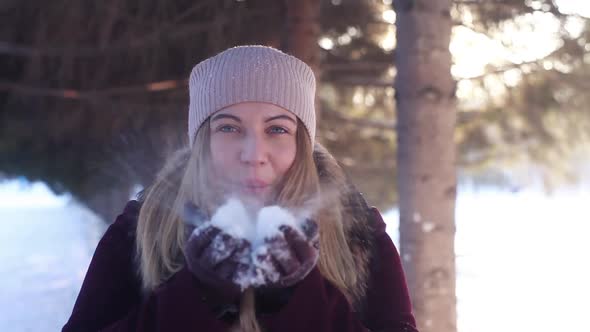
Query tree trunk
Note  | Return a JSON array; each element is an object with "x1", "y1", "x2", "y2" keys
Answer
[
  {"x1": 283, "y1": 0, "x2": 322, "y2": 125},
  {"x1": 393, "y1": 1, "x2": 457, "y2": 332}
]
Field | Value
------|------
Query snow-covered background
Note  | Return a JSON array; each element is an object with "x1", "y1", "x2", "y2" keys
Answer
[{"x1": 0, "y1": 179, "x2": 588, "y2": 332}]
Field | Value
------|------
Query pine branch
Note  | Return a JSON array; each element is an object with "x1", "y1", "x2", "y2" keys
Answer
[
  {"x1": 457, "y1": 46, "x2": 564, "y2": 81},
  {"x1": 453, "y1": 0, "x2": 589, "y2": 21},
  {"x1": 0, "y1": 21, "x2": 212, "y2": 57},
  {"x1": 0, "y1": 7, "x2": 269, "y2": 58}
]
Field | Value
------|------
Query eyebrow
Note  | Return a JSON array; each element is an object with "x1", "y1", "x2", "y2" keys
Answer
[
  {"x1": 210, "y1": 113, "x2": 241, "y2": 123},
  {"x1": 211, "y1": 113, "x2": 297, "y2": 125},
  {"x1": 265, "y1": 115, "x2": 297, "y2": 125}
]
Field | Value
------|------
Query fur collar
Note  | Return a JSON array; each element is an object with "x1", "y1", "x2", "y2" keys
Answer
[{"x1": 313, "y1": 143, "x2": 376, "y2": 317}]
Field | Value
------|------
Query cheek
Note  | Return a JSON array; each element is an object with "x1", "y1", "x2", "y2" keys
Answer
[
  {"x1": 210, "y1": 136, "x2": 235, "y2": 171},
  {"x1": 271, "y1": 140, "x2": 297, "y2": 176}
]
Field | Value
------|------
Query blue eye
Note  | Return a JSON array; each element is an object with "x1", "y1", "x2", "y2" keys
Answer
[
  {"x1": 218, "y1": 125, "x2": 238, "y2": 133},
  {"x1": 268, "y1": 126, "x2": 288, "y2": 134}
]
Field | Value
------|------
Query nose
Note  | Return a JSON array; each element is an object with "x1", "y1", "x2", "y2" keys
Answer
[{"x1": 240, "y1": 133, "x2": 268, "y2": 167}]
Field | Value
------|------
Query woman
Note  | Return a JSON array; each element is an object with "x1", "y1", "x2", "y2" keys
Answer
[{"x1": 62, "y1": 45, "x2": 418, "y2": 332}]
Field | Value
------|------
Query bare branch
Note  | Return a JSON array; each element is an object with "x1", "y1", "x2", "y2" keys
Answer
[
  {"x1": 329, "y1": 77, "x2": 393, "y2": 87},
  {"x1": 323, "y1": 109, "x2": 396, "y2": 130},
  {"x1": 170, "y1": 0, "x2": 219, "y2": 25},
  {"x1": 454, "y1": 20, "x2": 492, "y2": 37},
  {"x1": 323, "y1": 61, "x2": 392, "y2": 72},
  {"x1": 453, "y1": 0, "x2": 521, "y2": 5},
  {"x1": 0, "y1": 78, "x2": 188, "y2": 99}
]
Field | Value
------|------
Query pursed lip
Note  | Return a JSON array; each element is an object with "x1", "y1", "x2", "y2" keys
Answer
[{"x1": 242, "y1": 179, "x2": 270, "y2": 193}]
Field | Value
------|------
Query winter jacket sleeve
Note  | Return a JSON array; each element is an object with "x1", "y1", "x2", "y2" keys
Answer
[
  {"x1": 62, "y1": 201, "x2": 233, "y2": 332},
  {"x1": 363, "y1": 207, "x2": 419, "y2": 332}
]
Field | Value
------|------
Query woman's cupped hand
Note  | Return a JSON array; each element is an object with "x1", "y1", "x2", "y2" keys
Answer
[{"x1": 182, "y1": 199, "x2": 319, "y2": 297}]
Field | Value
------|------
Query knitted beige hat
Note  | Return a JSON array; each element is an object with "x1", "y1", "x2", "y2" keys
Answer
[{"x1": 188, "y1": 45, "x2": 317, "y2": 147}]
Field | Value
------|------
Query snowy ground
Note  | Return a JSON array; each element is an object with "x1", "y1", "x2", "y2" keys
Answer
[
  {"x1": 0, "y1": 182, "x2": 105, "y2": 332},
  {"x1": 454, "y1": 189, "x2": 590, "y2": 332},
  {"x1": 384, "y1": 188, "x2": 590, "y2": 332},
  {"x1": 0, "y1": 181, "x2": 589, "y2": 332}
]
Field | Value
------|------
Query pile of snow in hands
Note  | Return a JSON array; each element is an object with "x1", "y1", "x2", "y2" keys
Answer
[{"x1": 185, "y1": 198, "x2": 312, "y2": 290}]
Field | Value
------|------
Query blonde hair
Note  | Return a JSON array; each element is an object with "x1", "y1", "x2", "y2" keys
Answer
[{"x1": 136, "y1": 118, "x2": 359, "y2": 332}]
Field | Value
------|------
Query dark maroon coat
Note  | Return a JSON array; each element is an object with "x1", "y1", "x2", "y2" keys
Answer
[{"x1": 62, "y1": 200, "x2": 418, "y2": 332}]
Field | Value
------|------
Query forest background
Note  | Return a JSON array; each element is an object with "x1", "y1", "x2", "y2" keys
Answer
[{"x1": 1, "y1": 1, "x2": 589, "y2": 332}]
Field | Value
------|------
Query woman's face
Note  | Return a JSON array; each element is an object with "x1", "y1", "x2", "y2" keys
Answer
[{"x1": 209, "y1": 102, "x2": 298, "y2": 203}]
